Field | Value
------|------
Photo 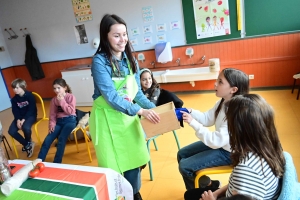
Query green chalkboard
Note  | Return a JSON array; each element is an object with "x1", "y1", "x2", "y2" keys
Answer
[
  {"x1": 245, "y1": 0, "x2": 300, "y2": 37},
  {"x1": 182, "y1": 0, "x2": 241, "y2": 44}
]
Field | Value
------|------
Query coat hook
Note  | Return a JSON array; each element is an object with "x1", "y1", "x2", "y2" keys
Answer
[
  {"x1": 4, "y1": 29, "x2": 13, "y2": 40},
  {"x1": 20, "y1": 28, "x2": 26, "y2": 37},
  {"x1": 24, "y1": 28, "x2": 30, "y2": 36},
  {"x1": 9, "y1": 28, "x2": 18, "y2": 39}
]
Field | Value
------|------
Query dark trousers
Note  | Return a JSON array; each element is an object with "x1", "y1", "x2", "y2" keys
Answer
[
  {"x1": 8, "y1": 116, "x2": 36, "y2": 147},
  {"x1": 184, "y1": 187, "x2": 219, "y2": 200}
]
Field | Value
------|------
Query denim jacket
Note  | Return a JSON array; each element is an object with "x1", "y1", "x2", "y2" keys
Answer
[{"x1": 91, "y1": 52, "x2": 155, "y2": 116}]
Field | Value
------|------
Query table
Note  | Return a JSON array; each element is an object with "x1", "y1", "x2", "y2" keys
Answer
[{"x1": 0, "y1": 160, "x2": 133, "y2": 200}]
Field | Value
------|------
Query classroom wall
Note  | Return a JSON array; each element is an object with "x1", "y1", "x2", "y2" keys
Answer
[
  {"x1": 0, "y1": 0, "x2": 185, "y2": 67},
  {"x1": 2, "y1": 32, "x2": 300, "y2": 98}
]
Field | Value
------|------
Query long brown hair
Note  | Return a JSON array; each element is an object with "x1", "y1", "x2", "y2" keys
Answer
[
  {"x1": 214, "y1": 68, "x2": 249, "y2": 119},
  {"x1": 94, "y1": 14, "x2": 137, "y2": 73},
  {"x1": 226, "y1": 94, "x2": 285, "y2": 177}
]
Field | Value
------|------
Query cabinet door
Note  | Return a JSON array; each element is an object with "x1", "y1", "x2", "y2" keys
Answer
[{"x1": 62, "y1": 71, "x2": 94, "y2": 106}]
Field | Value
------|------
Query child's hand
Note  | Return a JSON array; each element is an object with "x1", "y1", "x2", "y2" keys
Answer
[
  {"x1": 17, "y1": 120, "x2": 22, "y2": 129},
  {"x1": 181, "y1": 111, "x2": 193, "y2": 124},
  {"x1": 20, "y1": 119, "x2": 25, "y2": 127},
  {"x1": 49, "y1": 126, "x2": 55, "y2": 133},
  {"x1": 56, "y1": 93, "x2": 65, "y2": 101},
  {"x1": 200, "y1": 190, "x2": 216, "y2": 200}
]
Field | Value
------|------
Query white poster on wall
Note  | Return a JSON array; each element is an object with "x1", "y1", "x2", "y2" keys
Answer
[{"x1": 192, "y1": 0, "x2": 230, "y2": 39}]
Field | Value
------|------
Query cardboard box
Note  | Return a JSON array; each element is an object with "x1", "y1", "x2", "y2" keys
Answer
[{"x1": 140, "y1": 102, "x2": 181, "y2": 138}]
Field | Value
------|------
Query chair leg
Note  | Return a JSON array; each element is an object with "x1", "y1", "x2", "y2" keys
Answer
[
  {"x1": 292, "y1": 79, "x2": 296, "y2": 93},
  {"x1": 172, "y1": 130, "x2": 181, "y2": 150},
  {"x1": 146, "y1": 140, "x2": 154, "y2": 181},
  {"x1": 10, "y1": 137, "x2": 19, "y2": 159},
  {"x1": 83, "y1": 128, "x2": 92, "y2": 162},
  {"x1": 1, "y1": 136, "x2": 11, "y2": 160},
  {"x1": 152, "y1": 138, "x2": 158, "y2": 151},
  {"x1": 73, "y1": 129, "x2": 79, "y2": 153},
  {"x1": 34, "y1": 123, "x2": 42, "y2": 146}
]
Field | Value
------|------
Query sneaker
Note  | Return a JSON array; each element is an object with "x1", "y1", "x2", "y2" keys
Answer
[
  {"x1": 25, "y1": 142, "x2": 35, "y2": 158},
  {"x1": 199, "y1": 175, "x2": 221, "y2": 189},
  {"x1": 22, "y1": 147, "x2": 26, "y2": 152},
  {"x1": 134, "y1": 192, "x2": 143, "y2": 200}
]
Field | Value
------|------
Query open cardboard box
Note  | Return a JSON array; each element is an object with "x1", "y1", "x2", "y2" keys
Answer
[{"x1": 140, "y1": 102, "x2": 181, "y2": 138}]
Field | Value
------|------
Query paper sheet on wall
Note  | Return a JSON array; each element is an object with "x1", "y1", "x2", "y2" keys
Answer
[
  {"x1": 192, "y1": 0, "x2": 231, "y2": 39},
  {"x1": 71, "y1": 0, "x2": 93, "y2": 23}
]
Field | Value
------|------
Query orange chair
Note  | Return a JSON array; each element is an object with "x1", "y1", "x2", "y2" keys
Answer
[
  {"x1": 11, "y1": 92, "x2": 49, "y2": 158},
  {"x1": 194, "y1": 165, "x2": 233, "y2": 188}
]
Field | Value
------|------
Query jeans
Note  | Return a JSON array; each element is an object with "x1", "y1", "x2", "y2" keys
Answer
[
  {"x1": 8, "y1": 116, "x2": 37, "y2": 147},
  {"x1": 124, "y1": 167, "x2": 141, "y2": 194},
  {"x1": 38, "y1": 116, "x2": 76, "y2": 163},
  {"x1": 177, "y1": 141, "x2": 231, "y2": 190}
]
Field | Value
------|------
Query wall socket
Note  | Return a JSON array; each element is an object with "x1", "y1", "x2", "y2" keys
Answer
[
  {"x1": 249, "y1": 74, "x2": 254, "y2": 79},
  {"x1": 0, "y1": 46, "x2": 5, "y2": 52}
]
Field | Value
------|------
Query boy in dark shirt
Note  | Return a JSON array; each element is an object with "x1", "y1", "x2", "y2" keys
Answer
[{"x1": 8, "y1": 78, "x2": 37, "y2": 157}]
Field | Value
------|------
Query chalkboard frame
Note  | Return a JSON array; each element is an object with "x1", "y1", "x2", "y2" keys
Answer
[{"x1": 182, "y1": 0, "x2": 241, "y2": 44}]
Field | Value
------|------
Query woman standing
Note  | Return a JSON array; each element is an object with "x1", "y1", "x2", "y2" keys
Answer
[{"x1": 90, "y1": 14, "x2": 160, "y2": 200}]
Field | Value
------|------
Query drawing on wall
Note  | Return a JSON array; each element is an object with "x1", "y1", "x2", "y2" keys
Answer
[
  {"x1": 157, "y1": 34, "x2": 166, "y2": 43},
  {"x1": 143, "y1": 25, "x2": 153, "y2": 34},
  {"x1": 74, "y1": 24, "x2": 88, "y2": 44},
  {"x1": 170, "y1": 21, "x2": 181, "y2": 30},
  {"x1": 131, "y1": 27, "x2": 140, "y2": 36},
  {"x1": 143, "y1": 36, "x2": 152, "y2": 44},
  {"x1": 71, "y1": 0, "x2": 93, "y2": 23},
  {"x1": 142, "y1": 6, "x2": 154, "y2": 23},
  {"x1": 130, "y1": 38, "x2": 138, "y2": 46},
  {"x1": 156, "y1": 23, "x2": 166, "y2": 32},
  {"x1": 192, "y1": 0, "x2": 230, "y2": 39}
]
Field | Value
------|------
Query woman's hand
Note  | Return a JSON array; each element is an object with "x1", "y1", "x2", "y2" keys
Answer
[
  {"x1": 181, "y1": 111, "x2": 193, "y2": 124},
  {"x1": 138, "y1": 108, "x2": 160, "y2": 124},
  {"x1": 200, "y1": 190, "x2": 216, "y2": 200}
]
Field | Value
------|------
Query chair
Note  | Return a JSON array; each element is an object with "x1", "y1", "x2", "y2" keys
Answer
[
  {"x1": 69, "y1": 109, "x2": 92, "y2": 162},
  {"x1": 278, "y1": 152, "x2": 300, "y2": 200},
  {"x1": 292, "y1": 72, "x2": 300, "y2": 100},
  {"x1": 194, "y1": 165, "x2": 233, "y2": 188},
  {"x1": 71, "y1": 125, "x2": 92, "y2": 162},
  {"x1": 1, "y1": 136, "x2": 12, "y2": 160},
  {"x1": 11, "y1": 92, "x2": 49, "y2": 158}
]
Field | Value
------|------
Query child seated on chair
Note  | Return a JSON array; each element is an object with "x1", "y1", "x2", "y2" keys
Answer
[
  {"x1": 38, "y1": 78, "x2": 76, "y2": 163},
  {"x1": 184, "y1": 94, "x2": 285, "y2": 200},
  {"x1": 178, "y1": 68, "x2": 249, "y2": 190},
  {"x1": 8, "y1": 78, "x2": 37, "y2": 158},
  {"x1": 139, "y1": 68, "x2": 183, "y2": 108}
]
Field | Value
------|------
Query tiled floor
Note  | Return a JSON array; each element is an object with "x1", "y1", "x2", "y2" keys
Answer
[{"x1": 0, "y1": 89, "x2": 299, "y2": 200}]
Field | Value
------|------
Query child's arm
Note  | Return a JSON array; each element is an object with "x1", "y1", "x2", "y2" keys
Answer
[
  {"x1": 11, "y1": 97, "x2": 22, "y2": 121},
  {"x1": 23, "y1": 91, "x2": 37, "y2": 120},
  {"x1": 49, "y1": 98, "x2": 57, "y2": 133},
  {"x1": 149, "y1": 88, "x2": 160, "y2": 105},
  {"x1": 58, "y1": 94, "x2": 76, "y2": 115}
]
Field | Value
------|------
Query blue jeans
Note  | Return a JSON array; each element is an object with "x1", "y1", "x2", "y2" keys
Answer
[
  {"x1": 8, "y1": 116, "x2": 37, "y2": 147},
  {"x1": 177, "y1": 141, "x2": 231, "y2": 190},
  {"x1": 124, "y1": 167, "x2": 141, "y2": 194},
  {"x1": 38, "y1": 116, "x2": 76, "y2": 163}
]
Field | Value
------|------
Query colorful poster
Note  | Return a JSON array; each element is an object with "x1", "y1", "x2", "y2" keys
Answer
[
  {"x1": 72, "y1": 0, "x2": 93, "y2": 23},
  {"x1": 192, "y1": 0, "x2": 230, "y2": 39},
  {"x1": 142, "y1": 6, "x2": 154, "y2": 23}
]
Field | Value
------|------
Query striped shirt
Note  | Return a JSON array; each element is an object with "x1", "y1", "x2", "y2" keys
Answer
[{"x1": 226, "y1": 152, "x2": 281, "y2": 199}]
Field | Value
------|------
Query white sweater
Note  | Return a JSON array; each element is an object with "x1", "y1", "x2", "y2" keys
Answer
[{"x1": 189, "y1": 100, "x2": 230, "y2": 152}]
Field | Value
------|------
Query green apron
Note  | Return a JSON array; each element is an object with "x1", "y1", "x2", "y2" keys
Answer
[{"x1": 89, "y1": 63, "x2": 149, "y2": 174}]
